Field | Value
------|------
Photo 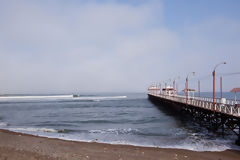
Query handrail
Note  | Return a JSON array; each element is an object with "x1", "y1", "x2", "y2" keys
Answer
[{"x1": 148, "y1": 92, "x2": 240, "y2": 117}]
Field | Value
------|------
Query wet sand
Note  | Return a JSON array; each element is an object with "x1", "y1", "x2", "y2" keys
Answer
[{"x1": 0, "y1": 129, "x2": 240, "y2": 160}]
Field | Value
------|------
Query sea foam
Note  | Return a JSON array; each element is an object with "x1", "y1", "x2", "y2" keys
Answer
[
  {"x1": 8, "y1": 127, "x2": 58, "y2": 133},
  {"x1": 0, "y1": 122, "x2": 8, "y2": 126}
]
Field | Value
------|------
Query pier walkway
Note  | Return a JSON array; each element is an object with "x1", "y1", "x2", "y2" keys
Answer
[
  {"x1": 148, "y1": 87, "x2": 240, "y2": 145},
  {"x1": 148, "y1": 92, "x2": 240, "y2": 118}
]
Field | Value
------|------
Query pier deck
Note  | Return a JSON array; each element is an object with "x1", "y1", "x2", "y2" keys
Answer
[
  {"x1": 148, "y1": 93, "x2": 240, "y2": 118},
  {"x1": 148, "y1": 92, "x2": 240, "y2": 145}
]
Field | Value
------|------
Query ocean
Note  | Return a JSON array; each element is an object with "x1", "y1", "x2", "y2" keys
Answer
[{"x1": 0, "y1": 92, "x2": 239, "y2": 151}]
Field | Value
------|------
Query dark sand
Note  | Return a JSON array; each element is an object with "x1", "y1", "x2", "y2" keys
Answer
[{"x1": 0, "y1": 129, "x2": 240, "y2": 160}]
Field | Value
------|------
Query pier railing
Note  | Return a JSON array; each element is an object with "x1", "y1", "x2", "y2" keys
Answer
[{"x1": 148, "y1": 92, "x2": 240, "y2": 117}]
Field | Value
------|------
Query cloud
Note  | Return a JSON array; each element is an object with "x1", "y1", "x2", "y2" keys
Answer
[
  {"x1": 0, "y1": 1, "x2": 239, "y2": 93},
  {"x1": 174, "y1": 17, "x2": 240, "y2": 91},
  {"x1": 0, "y1": 0, "x2": 179, "y2": 93}
]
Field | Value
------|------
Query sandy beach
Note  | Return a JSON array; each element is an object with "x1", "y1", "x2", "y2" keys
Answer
[{"x1": 0, "y1": 129, "x2": 239, "y2": 160}]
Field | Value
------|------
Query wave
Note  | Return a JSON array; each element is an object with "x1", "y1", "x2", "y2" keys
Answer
[
  {"x1": 0, "y1": 122, "x2": 8, "y2": 126},
  {"x1": 89, "y1": 128, "x2": 140, "y2": 135},
  {"x1": 53, "y1": 135, "x2": 234, "y2": 152},
  {"x1": 2, "y1": 127, "x2": 237, "y2": 152},
  {"x1": 7, "y1": 127, "x2": 74, "y2": 134},
  {"x1": 0, "y1": 95, "x2": 73, "y2": 100},
  {"x1": 57, "y1": 129, "x2": 73, "y2": 133},
  {"x1": 162, "y1": 137, "x2": 232, "y2": 152},
  {"x1": 73, "y1": 96, "x2": 127, "y2": 101},
  {"x1": 8, "y1": 127, "x2": 58, "y2": 133},
  {"x1": 0, "y1": 95, "x2": 127, "y2": 102},
  {"x1": 71, "y1": 120, "x2": 121, "y2": 124}
]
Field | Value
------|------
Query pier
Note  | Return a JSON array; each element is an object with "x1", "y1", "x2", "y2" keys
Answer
[{"x1": 148, "y1": 86, "x2": 240, "y2": 145}]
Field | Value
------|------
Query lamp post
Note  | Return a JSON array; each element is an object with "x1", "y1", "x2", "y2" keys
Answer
[
  {"x1": 185, "y1": 72, "x2": 195, "y2": 104},
  {"x1": 198, "y1": 80, "x2": 200, "y2": 98},
  {"x1": 220, "y1": 76, "x2": 222, "y2": 99},
  {"x1": 212, "y1": 62, "x2": 226, "y2": 110},
  {"x1": 164, "y1": 79, "x2": 171, "y2": 95},
  {"x1": 162, "y1": 81, "x2": 167, "y2": 95},
  {"x1": 176, "y1": 83, "x2": 178, "y2": 94},
  {"x1": 173, "y1": 76, "x2": 180, "y2": 96},
  {"x1": 160, "y1": 81, "x2": 166, "y2": 95},
  {"x1": 159, "y1": 83, "x2": 162, "y2": 95}
]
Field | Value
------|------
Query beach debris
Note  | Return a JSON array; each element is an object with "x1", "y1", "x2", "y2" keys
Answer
[
  {"x1": 103, "y1": 147, "x2": 108, "y2": 152},
  {"x1": 86, "y1": 155, "x2": 89, "y2": 159},
  {"x1": 184, "y1": 155, "x2": 188, "y2": 158},
  {"x1": 91, "y1": 138, "x2": 98, "y2": 142},
  {"x1": 174, "y1": 154, "x2": 178, "y2": 160},
  {"x1": 141, "y1": 151, "x2": 144, "y2": 155}
]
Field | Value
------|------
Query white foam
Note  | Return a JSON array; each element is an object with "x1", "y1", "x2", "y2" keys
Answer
[
  {"x1": 89, "y1": 128, "x2": 138, "y2": 135},
  {"x1": 0, "y1": 122, "x2": 8, "y2": 126},
  {"x1": 8, "y1": 127, "x2": 57, "y2": 133},
  {"x1": 73, "y1": 96, "x2": 127, "y2": 101},
  {"x1": 0, "y1": 95, "x2": 127, "y2": 101},
  {"x1": 162, "y1": 142, "x2": 230, "y2": 152},
  {"x1": 0, "y1": 95, "x2": 73, "y2": 100},
  {"x1": 46, "y1": 135, "x2": 233, "y2": 152},
  {"x1": 3, "y1": 127, "x2": 238, "y2": 152}
]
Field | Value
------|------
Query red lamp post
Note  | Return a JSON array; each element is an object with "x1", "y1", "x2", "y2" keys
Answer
[
  {"x1": 185, "y1": 78, "x2": 188, "y2": 103},
  {"x1": 212, "y1": 62, "x2": 226, "y2": 110},
  {"x1": 198, "y1": 80, "x2": 200, "y2": 98},
  {"x1": 164, "y1": 79, "x2": 171, "y2": 95},
  {"x1": 173, "y1": 80, "x2": 175, "y2": 95},
  {"x1": 220, "y1": 76, "x2": 222, "y2": 99},
  {"x1": 176, "y1": 84, "x2": 178, "y2": 94},
  {"x1": 173, "y1": 76, "x2": 180, "y2": 96},
  {"x1": 185, "y1": 72, "x2": 195, "y2": 104},
  {"x1": 159, "y1": 83, "x2": 162, "y2": 95}
]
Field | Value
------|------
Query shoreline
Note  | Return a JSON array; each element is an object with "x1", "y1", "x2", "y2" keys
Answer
[{"x1": 1, "y1": 129, "x2": 240, "y2": 160}]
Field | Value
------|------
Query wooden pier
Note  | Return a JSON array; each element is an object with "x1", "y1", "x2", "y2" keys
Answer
[{"x1": 148, "y1": 87, "x2": 240, "y2": 145}]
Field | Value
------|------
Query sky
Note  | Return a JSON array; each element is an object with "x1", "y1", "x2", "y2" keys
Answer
[{"x1": 0, "y1": 0, "x2": 240, "y2": 94}]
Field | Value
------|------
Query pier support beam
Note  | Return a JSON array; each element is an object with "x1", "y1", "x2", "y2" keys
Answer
[{"x1": 148, "y1": 93, "x2": 240, "y2": 145}]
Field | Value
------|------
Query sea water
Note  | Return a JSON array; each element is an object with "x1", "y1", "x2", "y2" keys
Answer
[{"x1": 0, "y1": 92, "x2": 239, "y2": 151}]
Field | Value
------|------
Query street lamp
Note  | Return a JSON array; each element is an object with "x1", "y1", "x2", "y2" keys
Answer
[
  {"x1": 163, "y1": 79, "x2": 171, "y2": 95},
  {"x1": 157, "y1": 82, "x2": 162, "y2": 95},
  {"x1": 173, "y1": 76, "x2": 180, "y2": 96},
  {"x1": 165, "y1": 79, "x2": 171, "y2": 88},
  {"x1": 155, "y1": 82, "x2": 159, "y2": 95},
  {"x1": 186, "y1": 72, "x2": 195, "y2": 104},
  {"x1": 158, "y1": 82, "x2": 161, "y2": 95},
  {"x1": 212, "y1": 62, "x2": 226, "y2": 109},
  {"x1": 159, "y1": 81, "x2": 165, "y2": 95}
]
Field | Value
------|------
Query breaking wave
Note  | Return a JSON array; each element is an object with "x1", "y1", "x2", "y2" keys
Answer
[
  {"x1": 0, "y1": 95, "x2": 73, "y2": 100},
  {"x1": 1, "y1": 126, "x2": 238, "y2": 152},
  {"x1": 8, "y1": 127, "x2": 58, "y2": 133},
  {"x1": 0, "y1": 122, "x2": 8, "y2": 126},
  {"x1": 7, "y1": 127, "x2": 74, "y2": 134},
  {"x1": 0, "y1": 95, "x2": 127, "y2": 102},
  {"x1": 72, "y1": 96, "x2": 127, "y2": 101},
  {"x1": 89, "y1": 128, "x2": 140, "y2": 135}
]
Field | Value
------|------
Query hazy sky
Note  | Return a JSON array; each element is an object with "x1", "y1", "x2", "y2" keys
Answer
[{"x1": 0, "y1": 0, "x2": 240, "y2": 94}]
